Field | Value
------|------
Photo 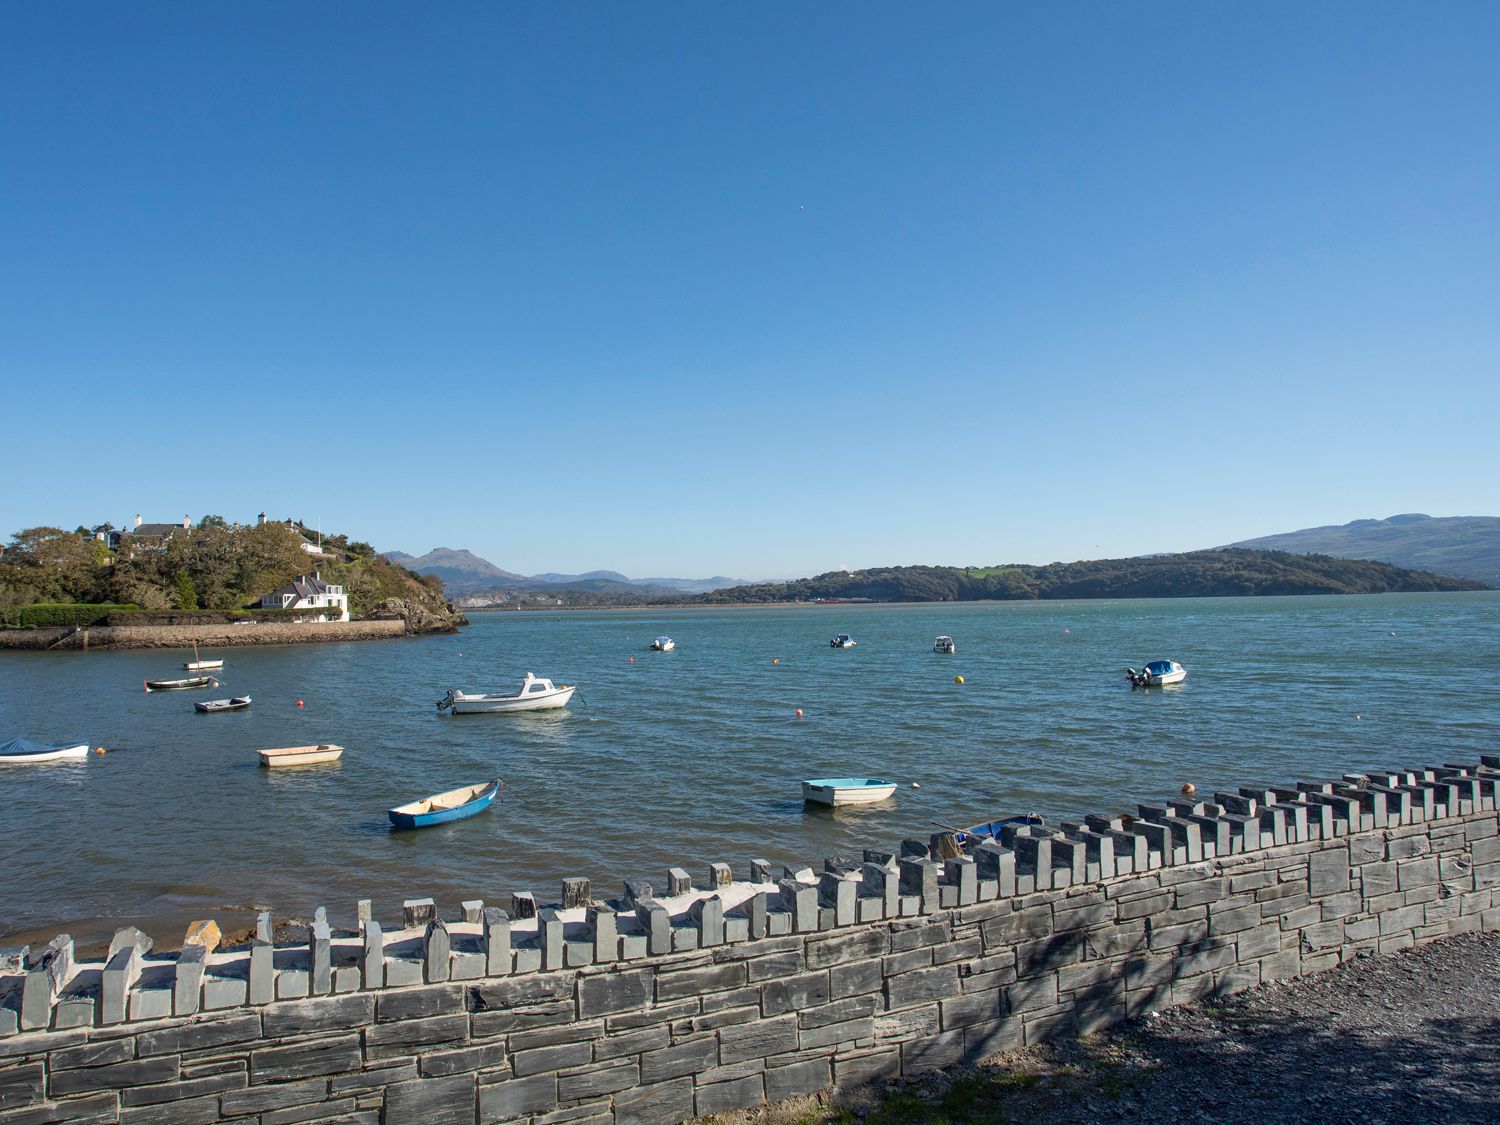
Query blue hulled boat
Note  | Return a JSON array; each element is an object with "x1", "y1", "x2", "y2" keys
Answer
[
  {"x1": 387, "y1": 779, "x2": 503, "y2": 830},
  {"x1": 952, "y1": 812, "x2": 1045, "y2": 844}
]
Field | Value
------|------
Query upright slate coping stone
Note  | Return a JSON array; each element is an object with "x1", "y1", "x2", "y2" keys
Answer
[
  {"x1": 482, "y1": 908, "x2": 511, "y2": 976},
  {"x1": 690, "y1": 895, "x2": 725, "y2": 946},
  {"x1": 249, "y1": 911, "x2": 274, "y2": 1005},
  {"x1": 537, "y1": 909, "x2": 565, "y2": 970},
  {"x1": 636, "y1": 900, "x2": 671, "y2": 955},
  {"x1": 425, "y1": 918, "x2": 451, "y2": 983},
  {"x1": 777, "y1": 879, "x2": 818, "y2": 932},
  {"x1": 173, "y1": 944, "x2": 207, "y2": 1016},
  {"x1": 403, "y1": 898, "x2": 437, "y2": 929},
  {"x1": 588, "y1": 904, "x2": 618, "y2": 961},
  {"x1": 310, "y1": 920, "x2": 333, "y2": 994},
  {"x1": 362, "y1": 921, "x2": 385, "y2": 990},
  {"x1": 562, "y1": 878, "x2": 591, "y2": 908}
]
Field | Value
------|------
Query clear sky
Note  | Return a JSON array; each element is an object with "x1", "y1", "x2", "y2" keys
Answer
[{"x1": 4, "y1": 3, "x2": 1497, "y2": 579}]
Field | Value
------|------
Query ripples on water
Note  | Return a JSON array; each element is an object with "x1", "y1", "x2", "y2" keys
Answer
[{"x1": 1, "y1": 593, "x2": 1496, "y2": 944}]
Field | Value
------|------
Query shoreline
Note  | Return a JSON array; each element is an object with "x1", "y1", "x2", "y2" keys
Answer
[{"x1": 0, "y1": 617, "x2": 460, "y2": 652}]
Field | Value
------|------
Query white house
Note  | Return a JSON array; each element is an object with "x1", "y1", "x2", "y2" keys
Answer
[{"x1": 258, "y1": 572, "x2": 350, "y2": 622}]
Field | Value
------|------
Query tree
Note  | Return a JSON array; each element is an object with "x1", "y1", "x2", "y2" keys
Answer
[
  {"x1": 198, "y1": 514, "x2": 228, "y2": 530},
  {"x1": 173, "y1": 570, "x2": 199, "y2": 611}
]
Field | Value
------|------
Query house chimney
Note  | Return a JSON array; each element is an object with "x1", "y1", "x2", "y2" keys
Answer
[
  {"x1": 258, "y1": 512, "x2": 267, "y2": 525},
  {"x1": 135, "y1": 515, "x2": 142, "y2": 528},
  {"x1": 183, "y1": 515, "x2": 191, "y2": 529}
]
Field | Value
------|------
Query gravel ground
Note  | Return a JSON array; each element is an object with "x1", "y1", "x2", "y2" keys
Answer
[{"x1": 707, "y1": 930, "x2": 1500, "y2": 1125}]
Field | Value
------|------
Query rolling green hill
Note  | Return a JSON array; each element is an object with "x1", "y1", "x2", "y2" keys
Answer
[
  {"x1": 1231, "y1": 514, "x2": 1500, "y2": 587},
  {"x1": 696, "y1": 548, "x2": 1487, "y2": 604}
]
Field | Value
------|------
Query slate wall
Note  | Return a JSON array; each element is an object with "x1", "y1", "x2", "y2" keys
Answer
[
  {"x1": 0, "y1": 620, "x2": 407, "y2": 651},
  {"x1": 3, "y1": 756, "x2": 1499, "y2": 1124}
]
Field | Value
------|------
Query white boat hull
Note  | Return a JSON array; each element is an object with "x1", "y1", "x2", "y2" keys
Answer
[
  {"x1": 185, "y1": 660, "x2": 224, "y2": 671},
  {"x1": 802, "y1": 780, "x2": 897, "y2": 806},
  {"x1": 450, "y1": 686, "x2": 576, "y2": 713},
  {"x1": 259, "y1": 744, "x2": 344, "y2": 767},
  {"x1": 1148, "y1": 669, "x2": 1187, "y2": 685},
  {"x1": 0, "y1": 743, "x2": 89, "y2": 764}
]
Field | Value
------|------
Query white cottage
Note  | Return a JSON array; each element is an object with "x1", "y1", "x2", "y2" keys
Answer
[{"x1": 258, "y1": 572, "x2": 349, "y2": 622}]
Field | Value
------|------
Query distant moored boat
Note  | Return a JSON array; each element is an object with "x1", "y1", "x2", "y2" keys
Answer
[
  {"x1": 196, "y1": 696, "x2": 251, "y2": 713},
  {"x1": 145, "y1": 675, "x2": 219, "y2": 692},
  {"x1": 1126, "y1": 660, "x2": 1187, "y2": 687}
]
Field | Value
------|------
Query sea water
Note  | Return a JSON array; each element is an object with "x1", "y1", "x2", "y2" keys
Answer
[{"x1": 1, "y1": 592, "x2": 1495, "y2": 945}]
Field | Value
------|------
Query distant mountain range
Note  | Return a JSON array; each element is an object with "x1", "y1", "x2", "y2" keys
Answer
[
  {"x1": 1231, "y1": 514, "x2": 1500, "y2": 588},
  {"x1": 384, "y1": 548, "x2": 752, "y2": 597}
]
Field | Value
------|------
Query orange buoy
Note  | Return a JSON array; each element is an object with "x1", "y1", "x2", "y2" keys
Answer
[
  {"x1": 795, "y1": 708, "x2": 803, "y2": 718},
  {"x1": 773, "y1": 658, "x2": 779, "y2": 665},
  {"x1": 94, "y1": 746, "x2": 106, "y2": 755}
]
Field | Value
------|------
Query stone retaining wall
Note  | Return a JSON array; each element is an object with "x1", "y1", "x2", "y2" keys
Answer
[
  {"x1": 3, "y1": 755, "x2": 1499, "y2": 1124},
  {"x1": 0, "y1": 620, "x2": 408, "y2": 651}
]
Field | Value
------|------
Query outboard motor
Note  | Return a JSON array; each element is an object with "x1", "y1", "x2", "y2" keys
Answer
[{"x1": 436, "y1": 689, "x2": 456, "y2": 712}]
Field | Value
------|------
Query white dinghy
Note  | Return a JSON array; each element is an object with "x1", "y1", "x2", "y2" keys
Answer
[
  {"x1": 0, "y1": 738, "x2": 90, "y2": 764},
  {"x1": 801, "y1": 777, "x2": 898, "y2": 806}
]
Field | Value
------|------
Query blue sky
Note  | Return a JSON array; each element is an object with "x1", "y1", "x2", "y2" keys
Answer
[{"x1": 4, "y1": 3, "x2": 1496, "y2": 578}]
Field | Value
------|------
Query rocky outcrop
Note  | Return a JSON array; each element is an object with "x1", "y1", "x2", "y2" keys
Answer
[{"x1": 370, "y1": 597, "x2": 467, "y2": 635}]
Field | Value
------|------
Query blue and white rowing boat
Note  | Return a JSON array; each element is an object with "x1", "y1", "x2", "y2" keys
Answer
[
  {"x1": 387, "y1": 779, "x2": 503, "y2": 830},
  {"x1": 0, "y1": 738, "x2": 90, "y2": 764},
  {"x1": 950, "y1": 812, "x2": 1045, "y2": 844},
  {"x1": 801, "y1": 777, "x2": 897, "y2": 806}
]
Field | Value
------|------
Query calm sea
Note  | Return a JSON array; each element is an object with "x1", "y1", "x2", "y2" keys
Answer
[{"x1": 2, "y1": 592, "x2": 1496, "y2": 947}]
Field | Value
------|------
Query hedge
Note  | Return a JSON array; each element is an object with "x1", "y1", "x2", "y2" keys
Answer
[
  {"x1": 6, "y1": 603, "x2": 141, "y2": 628},
  {"x1": 103, "y1": 607, "x2": 348, "y2": 626},
  {"x1": 0, "y1": 604, "x2": 348, "y2": 629}
]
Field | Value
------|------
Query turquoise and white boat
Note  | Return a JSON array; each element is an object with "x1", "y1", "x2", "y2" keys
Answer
[{"x1": 801, "y1": 777, "x2": 896, "y2": 806}]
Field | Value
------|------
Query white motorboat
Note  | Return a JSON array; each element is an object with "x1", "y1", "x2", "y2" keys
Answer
[
  {"x1": 933, "y1": 635, "x2": 956, "y2": 654},
  {"x1": 437, "y1": 673, "x2": 577, "y2": 714},
  {"x1": 651, "y1": 636, "x2": 675, "y2": 652},
  {"x1": 802, "y1": 777, "x2": 897, "y2": 806},
  {"x1": 1127, "y1": 660, "x2": 1187, "y2": 687},
  {"x1": 0, "y1": 738, "x2": 90, "y2": 764},
  {"x1": 831, "y1": 634, "x2": 857, "y2": 648}
]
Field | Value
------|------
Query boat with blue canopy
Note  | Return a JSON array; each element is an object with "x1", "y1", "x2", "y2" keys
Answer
[
  {"x1": 1126, "y1": 660, "x2": 1187, "y2": 687},
  {"x1": 0, "y1": 738, "x2": 90, "y2": 764},
  {"x1": 388, "y1": 779, "x2": 503, "y2": 830}
]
